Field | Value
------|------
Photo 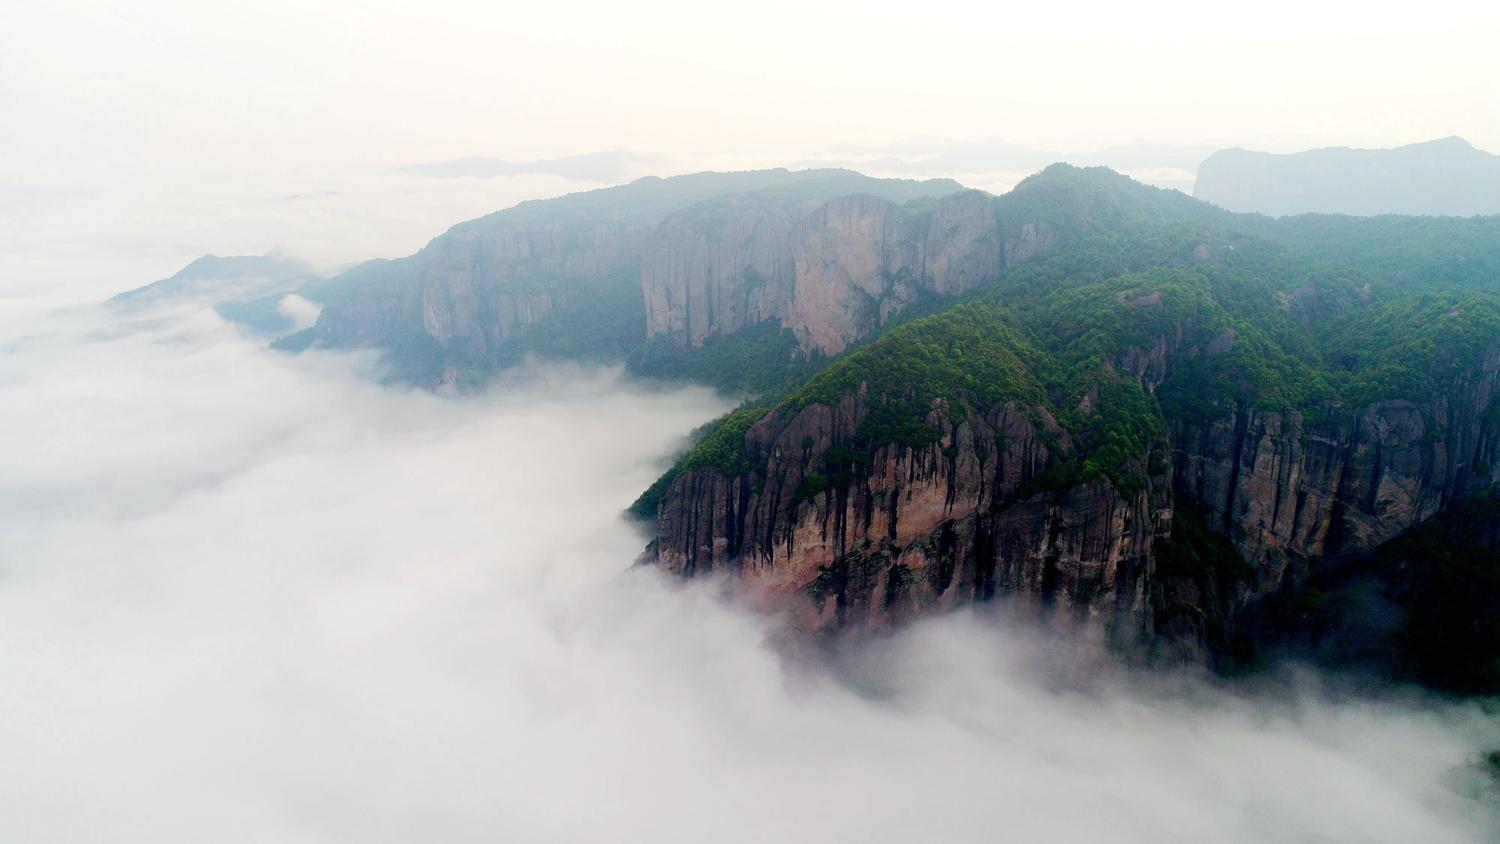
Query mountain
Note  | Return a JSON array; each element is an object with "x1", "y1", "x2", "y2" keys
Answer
[
  {"x1": 271, "y1": 162, "x2": 1500, "y2": 690},
  {"x1": 627, "y1": 167, "x2": 1500, "y2": 686},
  {"x1": 112, "y1": 252, "x2": 318, "y2": 305},
  {"x1": 282, "y1": 168, "x2": 966, "y2": 383},
  {"x1": 111, "y1": 252, "x2": 324, "y2": 336},
  {"x1": 796, "y1": 136, "x2": 1059, "y2": 175},
  {"x1": 1194, "y1": 136, "x2": 1500, "y2": 216},
  {"x1": 796, "y1": 138, "x2": 1212, "y2": 193}
]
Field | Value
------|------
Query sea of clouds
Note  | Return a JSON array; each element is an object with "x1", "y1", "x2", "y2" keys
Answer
[{"x1": 2, "y1": 292, "x2": 1499, "y2": 843}]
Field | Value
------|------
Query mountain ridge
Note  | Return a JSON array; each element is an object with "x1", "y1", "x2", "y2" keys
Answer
[
  {"x1": 1194, "y1": 136, "x2": 1500, "y2": 216},
  {"x1": 242, "y1": 161, "x2": 1500, "y2": 688}
]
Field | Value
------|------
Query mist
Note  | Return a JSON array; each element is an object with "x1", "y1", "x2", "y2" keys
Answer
[{"x1": 0, "y1": 292, "x2": 1497, "y2": 842}]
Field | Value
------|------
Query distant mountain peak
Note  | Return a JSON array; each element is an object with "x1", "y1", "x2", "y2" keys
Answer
[
  {"x1": 1416, "y1": 134, "x2": 1473, "y2": 149},
  {"x1": 1194, "y1": 137, "x2": 1500, "y2": 216},
  {"x1": 109, "y1": 251, "x2": 318, "y2": 305}
]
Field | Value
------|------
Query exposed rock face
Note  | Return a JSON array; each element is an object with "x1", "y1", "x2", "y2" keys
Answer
[
  {"x1": 640, "y1": 200, "x2": 799, "y2": 347},
  {"x1": 317, "y1": 219, "x2": 645, "y2": 363},
  {"x1": 647, "y1": 392, "x2": 1171, "y2": 638},
  {"x1": 786, "y1": 195, "x2": 914, "y2": 355},
  {"x1": 644, "y1": 344, "x2": 1500, "y2": 653},
  {"x1": 642, "y1": 189, "x2": 1014, "y2": 355},
  {"x1": 300, "y1": 164, "x2": 1228, "y2": 379},
  {"x1": 304, "y1": 168, "x2": 968, "y2": 374},
  {"x1": 1002, "y1": 221, "x2": 1056, "y2": 268},
  {"x1": 1172, "y1": 353, "x2": 1500, "y2": 591}
]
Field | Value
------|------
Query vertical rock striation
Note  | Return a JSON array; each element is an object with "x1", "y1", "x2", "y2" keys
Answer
[
  {"x1": 1172, "y1": 352, "x2": 1500, "y2": 590},
  {"x1": 303, "y1": 168, "x2": 970, "y2": 378},
  {"x1": 315, "y1": 219, "x2": 645, "y2": 368},
  {"x1": 643, "y1": 341, "x2": 1500, "y2": 653},
  {"x1": 647, "y1": 392, "x2": 1171, "y2": 639},
  {"x1": 640, "y1": 189, "x2": 1012, "y2": 355}
]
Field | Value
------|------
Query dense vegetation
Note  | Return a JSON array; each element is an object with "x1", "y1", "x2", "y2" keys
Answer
[
  {"x1": 627, "y1": 321, "x2": 826, "y2": 397},
  {"x1": 626, "y1": 402, "x2": 774, "y2": 520},
  {"x1": 630, "y1": 165, "x2": 1500, "y2": 523}
]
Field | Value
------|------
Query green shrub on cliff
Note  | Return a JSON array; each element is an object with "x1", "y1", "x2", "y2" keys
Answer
[
  {"x1": 627, "y1": 321, "x2": 825, "y2": 397},
  {"x1": 790, "y1": 302, "x2": 1046, "y2": 417}
]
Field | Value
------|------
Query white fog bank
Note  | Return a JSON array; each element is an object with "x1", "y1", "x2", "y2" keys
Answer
[{"x1": 1, "y1": 300, "x2": 1498, "y2": 843}]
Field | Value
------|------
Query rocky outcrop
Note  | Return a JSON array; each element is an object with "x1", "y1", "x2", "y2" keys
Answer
[
  {"x1": 646, "y1": 392, "x2": 1172, "y2": 639},
  {"x1": 315, "y1": 218, "x2": 646, "y2": 364},
  {"x1": 303, "y1": 168, "x2": 968, "y2": 375},
  {"x1": 1172, "y1": 352, "x2": 1500, "y2": 592},
  {"x1": 785, "y1": 195, "x2": 915, "y2": 354},
  {"x1": 643, "y1": 338, "x2": 1500, "y2": 655},
  {"x1": 642, "y1": 189, "x2": 1014, "y2": 355},
  {"x1": 296, "y1": 164, "x2": 1239, "y2": 380},
  {"x1": 640, "y1": 200, "x2": 799, "y2": 347}
]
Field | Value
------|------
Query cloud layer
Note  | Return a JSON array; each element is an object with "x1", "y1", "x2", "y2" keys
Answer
[{"x1": 1, "y1": 300, "x2": 1498, "y2": 842}]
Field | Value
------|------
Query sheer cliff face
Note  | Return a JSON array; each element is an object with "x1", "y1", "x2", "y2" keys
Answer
[
  {"x1": 647, "y1": 393, "x2": 1171, "y2": 638},
  {"x1": 317, "y1": 219, "x2": 645, "y2": 363},
  {"x1": 640, "y1": 200, "x2": 799, "y2": 348},
  {"x1": 315, "y1": 185, "x2": 1052, "y2": 369},
  {"x1": 303, "y1": 169, "x2": 970, "y2": 373},
  {"x1": 641, "y1": 190, "x2": 1012, "y2": 355},
  {"x1": 1173, "y1": 353, "x2": 1500, "y2": 590},
  {"x1": 644, "y1": 345, "x2": 1500, "y2": 649},
  {"x1": 301, "y1": 165, "x2": 1216, "y2": 378}
]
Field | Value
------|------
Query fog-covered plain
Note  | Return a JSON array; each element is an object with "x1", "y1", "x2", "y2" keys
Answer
[{"x1": 2, "y1": 298, "x2": 1499, "y2": 843}]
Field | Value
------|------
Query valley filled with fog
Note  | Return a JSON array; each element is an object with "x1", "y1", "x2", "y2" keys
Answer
[
  {"x1": 6, "y1": 0, "x2": 1500, "y2": 838},
  {"x1": 2, "y1": 292, "x2": 1498, "y2": 842}
]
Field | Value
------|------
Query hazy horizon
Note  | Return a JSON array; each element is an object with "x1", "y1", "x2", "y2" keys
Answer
[{"x1": 6, "y1": 0, "x2": 1499, "y2": 309}]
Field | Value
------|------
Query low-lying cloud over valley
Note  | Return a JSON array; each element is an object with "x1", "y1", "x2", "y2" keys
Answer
[{"x1": 1, "y1": 298, "x2": 1498, "y2": 842}]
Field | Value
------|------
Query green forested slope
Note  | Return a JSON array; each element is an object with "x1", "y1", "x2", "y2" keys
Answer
[{"x1": 646, "y1": 167, "x2": 1500, "y2": 499}]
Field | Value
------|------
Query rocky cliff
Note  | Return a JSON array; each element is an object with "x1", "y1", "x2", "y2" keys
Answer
[
  {"x1": 639, "y1": 244, "x2": 1500, "y2": 664},
  {"x1": 645, "y1": 353, "x2": 1500, "y2": 659},
  {"x1": 634, "y1": 163, "x2": 1219, "y2": 356},
  {"x1": 1172, "y1": 360, "x2": 1500, "y2": 586},
  {"x1": 648, "y1": 392, "x2": 1170, "y2": 639},
  {"x1": 295, "y1": 169, "x2": 965, "y2": 381},
  {"x1": 640, "y1": 189, "x2": 1007, "y2": 355},
  {"x1": 312, "y1": 217, "x2": 645, "y2": 367},
  {"x1": 292, "y1": 164, "x2": 1211, "y2": 380}
]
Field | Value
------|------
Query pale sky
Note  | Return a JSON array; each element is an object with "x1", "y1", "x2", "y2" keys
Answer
[
  {"x1": 6, "y1": 0, "x2": 1498, "y2": 177},
  {"x1": 3, "y1": 0, "x2": 1498, "y2": 299}
]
